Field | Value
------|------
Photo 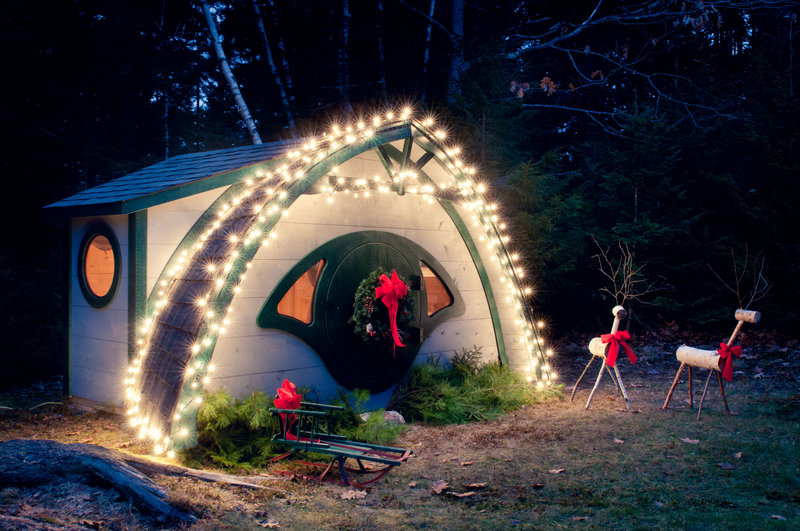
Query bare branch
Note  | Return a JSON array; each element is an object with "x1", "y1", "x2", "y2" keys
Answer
[
  {"x1": 592, "y1": 236, "x2": 658, "y2": 307},
  {"x1": 707, "y1": 246, "x2": 770, "y2": 310}
]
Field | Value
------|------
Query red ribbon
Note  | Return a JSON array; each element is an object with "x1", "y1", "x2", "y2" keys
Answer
[
  {"x1": 600, "y1": 330, "x2": 637, "y2": 368},
  {"x1": 717, "y1": 343, "x2": 742, "y2": 383},
  {"x1": 274, "y1": 379, "x2": 302, "y2": 440},
  {"x1": 375, "y1": 270, "x2": 408, "y2": 356}
]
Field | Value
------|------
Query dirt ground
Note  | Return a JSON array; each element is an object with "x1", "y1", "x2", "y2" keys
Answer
[{"x1": 1, "y1": 327, "x2": 798, "y2": 530}]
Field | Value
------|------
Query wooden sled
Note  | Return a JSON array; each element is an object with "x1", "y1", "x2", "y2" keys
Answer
[{"x1": 268, "y1": 401, "x2": 412, "y2": 487}]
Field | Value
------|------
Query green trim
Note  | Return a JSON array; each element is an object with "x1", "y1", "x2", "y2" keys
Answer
[
  {"x1": 440, "y1": 201, "x2": 508, "y2": 365},
  {"x1": 77, "y1": 222, "x2": 122, "y2": 309},
  {"x1": 414, "y1": 151, "x2": 435, "y2": 170},
  {"x1": 397, "y1": 137, "x2": 413, "y2": 195},
  {"x1": 378, "y1": 144, "x2": 508, "y2": 364},
  {"x1": 128, "y1": 211, "x2": 147, "y2": 361},
  {"x1": 65, "y1": 220, "x2": 73, "y2": 397}
]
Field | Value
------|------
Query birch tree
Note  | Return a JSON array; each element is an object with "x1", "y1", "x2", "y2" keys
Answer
[{"x1": 200, "y1": 0, "x2": 262, "y2": 144}]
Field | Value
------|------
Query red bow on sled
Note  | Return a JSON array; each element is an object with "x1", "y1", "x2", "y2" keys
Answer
[
  {"x1": 274, "y1": 379, "x2": 302, "y2": 440},
  {"x1": 375, "y1": 270, "x2": 408, "y2": 356},
  {"x1": 716, "y1": 343, "x2": 742, "y2": 383},
  {"x1": 600, "y1": 330, "x2": 637, "y2": 368}
]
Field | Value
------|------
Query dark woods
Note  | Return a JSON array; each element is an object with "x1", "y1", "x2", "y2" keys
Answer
[{"x1": 0, "y1": 1, "x2": 797, "y2": 388}]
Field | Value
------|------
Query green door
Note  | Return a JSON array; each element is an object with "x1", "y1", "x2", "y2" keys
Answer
[
  {"x1": 258, "y1": 231, "x2": 465, "y2": 392},
  {"x1": 323, "y1": 241, "x2": 420, "y2": 391}
]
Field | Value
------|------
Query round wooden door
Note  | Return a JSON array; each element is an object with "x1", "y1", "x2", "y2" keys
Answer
[
  {"x1": 257, "y1": 231, "x2": 465, "y2": 392},
  {"x1": 323, "y1": 241, "x2": 420, "y2": 391}
]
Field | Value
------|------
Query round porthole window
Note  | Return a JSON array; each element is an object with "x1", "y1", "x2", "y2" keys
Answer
[{"x1": 78, "y1": 224, "x2": 121, "y2": 308}]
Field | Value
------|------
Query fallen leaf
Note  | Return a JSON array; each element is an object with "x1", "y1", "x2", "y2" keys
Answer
[
  {"x1": 460, "y1": 461, "x2": 474, "y2": 466},
  {"x1": 80, "y1": 520, "x2": 103, "y2": 530},
  {"x1": 466, "y1": 482, "x2": 487, "y2": 489},
  {"x1": 531, "y1": 483, "x2": 545, "y2": 489},
  {"x1": 408, "y1": 481, "x2": 417, "y2": 488},
  {"x1": 614, "y1": 438, "x2": 625, "y2": 444},
  {"x1": 257, "y1": 521, "x2": 281, "y2": 529},
  {"x1": 432, "y1": 480, "x2": 449, "y2": 494},
  {"x1": 680, "y1": 437, "x2": 700, "y2": 444},
  {"x1": 572, "y1": 516, "x2": 590, "y2": 521},
  {"x1": 504, "y1": 458, "x2": 513, "y2": 462},
  {"x1": 340, "y1": 489, "x2": 367, "y2": 500},
  {"x1": 549, "y1": 469, "x2": 565, "y2": 474},
  {"x1": 734, "y1": 452, "x2": 742, "y2": 460},
  {"x1": 771, "y1": 515, "x2": 787, "y2": 520},
  {"x1": 447, "y1": 491, "x2": 476, "y2": 498},
  {"x1": 718, "y1": 462, "x2": 735, "y2": 470},
  {"x1": 631, "y1": 409, "x2": 641, "y2": 414}
]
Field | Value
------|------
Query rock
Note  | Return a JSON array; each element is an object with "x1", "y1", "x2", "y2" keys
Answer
[{"x1": 359, "y1": 410, "x2": 406, "y2": 424}]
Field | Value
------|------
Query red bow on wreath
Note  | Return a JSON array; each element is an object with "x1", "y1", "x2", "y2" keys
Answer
[
  {"x1": 600, "y1": 330, "x2": 637, "y2": 368},
  {"x1": 273, "y1": 379, "x2": 302, "y2": 440},
  {"x1": 717, "y1": 343, "x2": 742, "y2": 383},
  {"x1": 375, "y1": 270, "x2": 408, "y2": 356}
]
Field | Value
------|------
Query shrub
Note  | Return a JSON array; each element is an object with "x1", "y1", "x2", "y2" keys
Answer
[{"x1": 388, "y1": 346, "x2": 562, "y2": 424}]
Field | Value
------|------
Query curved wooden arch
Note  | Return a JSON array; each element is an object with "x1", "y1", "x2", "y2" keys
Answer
[{"x1": 128, "y1": 119, "x2": 544, "y2": 453}]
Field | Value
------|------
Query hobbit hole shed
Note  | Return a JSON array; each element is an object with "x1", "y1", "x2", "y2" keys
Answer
[{"x1": 46, "y1": 111, "x2": 553, "y2": 454}]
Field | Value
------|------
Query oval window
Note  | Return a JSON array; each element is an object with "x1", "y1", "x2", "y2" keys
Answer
[{"x1": 78, "y1": 224, "x2": 121, "y2": 308}]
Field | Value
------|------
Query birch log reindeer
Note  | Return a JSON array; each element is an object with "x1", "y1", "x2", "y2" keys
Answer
[
  {"x1": 662, "y1": 309, "x2": 760, "y2": 420},
  {"x1": 663, "y1": 249, "x2": 768, "y2": 419},
  {"x1": 570, "y1": 305, "x2": 637, "y2": 410}
]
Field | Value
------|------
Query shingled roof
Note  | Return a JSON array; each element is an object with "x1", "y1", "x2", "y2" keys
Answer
[{"x1": 46, "y1": 140, "x2": 297, "y2": 217}]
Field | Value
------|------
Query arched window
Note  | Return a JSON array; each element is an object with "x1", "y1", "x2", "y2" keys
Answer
[
  {"x1": 420, "y1": 262, "x2": 452, "y2": 316},
  {"x1": 277, "y1": 259, "x2": 324, "y2": 324},
  {"x1": 78, "y1": 224, "x2": 121, "y2": 308}
]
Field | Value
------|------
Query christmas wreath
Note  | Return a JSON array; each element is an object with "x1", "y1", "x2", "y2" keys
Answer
[{"x1": 348, "y1": 268, "x2": 415, "y2": 351}]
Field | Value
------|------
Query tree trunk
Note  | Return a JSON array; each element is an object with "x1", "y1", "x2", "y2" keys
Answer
[
  {"x1": 421, "y1": 0, "x2": 436, "y2": 104},
  {"x1": 338, "y1": 0, "x2": 353, "y2": 113},
  {"x1": 200, "y1": 0, "x2": 262, "y2": 144},
  {"x1": 163, "y1": 89, "x2": 170, "y2": 159},
  {"x1": 252, "y1": 0, "x2": 295, "y2": 132},
  {"x1": 446, "y1": 0, "x2": 464, "y2": 103},
  {"x1": 266, "y1": 0, "x2": 297, "y2": 111},
  {"x1": 377, "y1": 0, "x2": 389, "y2": 103}
]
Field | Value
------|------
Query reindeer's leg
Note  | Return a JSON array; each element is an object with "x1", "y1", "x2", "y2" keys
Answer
[
  {"x1": 613, "y1": 365, "x2": 632, "y2": 410},
  {"x1": 585, "y1": 363, "x2": 606, "y2": 410},
  {"x1": 717, "y1": 371, "x2": 730, "y2": 415},
  {"x1": 696, "y1": 370, "x2": 714, "y2": 420},
  {"x1": 570, "y1": 356, "x2": 596, "y2": 402},
  {"x1": 663, "y1": 363, "x2": 685, "y2": 410},
  {"x1": 688, "y1": 365, "x2": 693, "y2": 408}
]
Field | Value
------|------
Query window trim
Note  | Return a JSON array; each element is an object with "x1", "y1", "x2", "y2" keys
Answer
[{"x1": 78, "y1": 222, "x2": 122, "y2": 308}]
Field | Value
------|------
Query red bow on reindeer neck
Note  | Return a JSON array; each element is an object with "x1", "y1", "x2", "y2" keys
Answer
[
  {"x1": 717, "y1": 343, "x2": 742, "y2": 383},
  {"x1": 274, "y1": 379, "x2": 302, "y2": 440},
  {"x1": 600, "y1": 330, "x2": 637, "y2": 368},
  {"x1": 375, "y1": 270, "x2": 408, "y2": 355}
]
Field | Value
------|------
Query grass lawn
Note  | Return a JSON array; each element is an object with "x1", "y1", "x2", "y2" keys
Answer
[{"x1": 1, "y1": 333, "x2": 798, "y2": 529}]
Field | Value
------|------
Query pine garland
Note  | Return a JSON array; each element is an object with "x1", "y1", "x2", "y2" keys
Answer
[{"x1": 348, "y1": 268, "x2": 415, "y2": 347}]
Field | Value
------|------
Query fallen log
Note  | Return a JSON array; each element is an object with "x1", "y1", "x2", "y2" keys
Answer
[
  {"x1": 0, "y1": 439, "x2": 196, "y2": 523},
  {"x1": 119, "y1": 452, "x2": 288, "y2": 491}
]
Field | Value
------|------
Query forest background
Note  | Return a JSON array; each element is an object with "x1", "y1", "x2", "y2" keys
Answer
[{"x1": 0, "y1": 0, "x2": 797, "y2": 390}]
